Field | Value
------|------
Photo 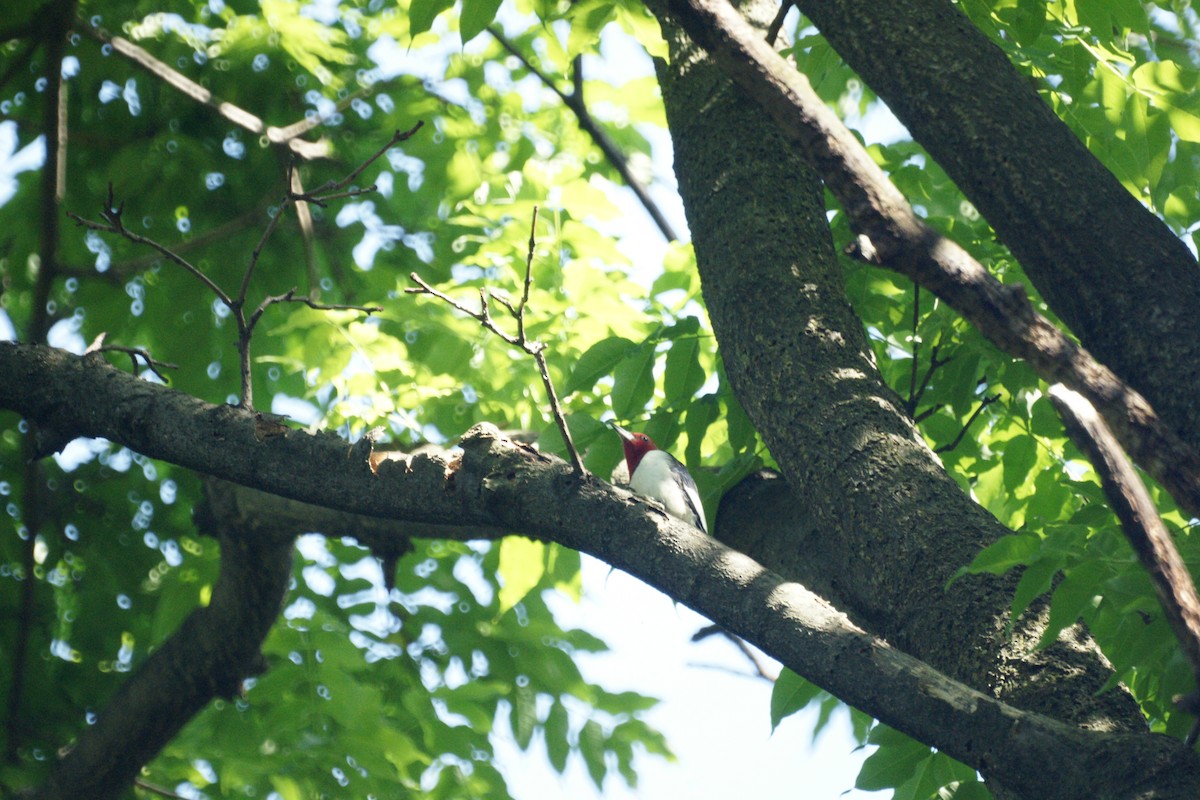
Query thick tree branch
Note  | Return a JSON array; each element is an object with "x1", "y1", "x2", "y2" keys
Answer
[
  {"x1": 653, "y1": 0, "x2": 1200, "y2": 522},
  {"x1": 794, "y1": 0, "x2": 1200, "y2": 450},
  {"x1": 4, "y1": 347, "x2": 1197, "y2": 798},
  {"x1": 31, "y1": 480, "x2": 295, "y2": 800},
  {"x1": 650, "y1": 0, "x2": 1144, "y2": 752}
]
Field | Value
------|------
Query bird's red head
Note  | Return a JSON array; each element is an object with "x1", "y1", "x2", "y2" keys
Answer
[{"x1": 612, "y1": 424, "x2": 658, "y2": 475}]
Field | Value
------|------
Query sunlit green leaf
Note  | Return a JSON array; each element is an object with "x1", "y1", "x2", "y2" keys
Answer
[
  {"x1": 498, "y1": 536, "x2": 547, "y2": 617},
  {"x1": 460, "y1": 0, "x2": 505, "y2": 43},
  {"x1": 769, "y1": 668, "x2": 822, "y2": 731}
]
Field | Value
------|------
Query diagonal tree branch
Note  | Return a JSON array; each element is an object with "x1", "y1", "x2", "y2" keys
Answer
[
  {"x1": 1050, "y1": 385, "x2": 1200, "y2": 720},
  {"x1": 793, "y1": 0, "x2": 1200, "y2": 449},
  {"x1": 31, "y1": 479, "x2": 295, "y2": 800},
  {"x1": 650, "y1": 0, "x2": 1144, "y2": 754},
  {"x1": 4, "y1": 343, "x2": 1200, "y2": 798},
  {"x1": 651, "y1": 0, "x2": 1200, "y2": 521},
  {"x1": 489, "y1": 27, "x2": 680, "y2": 242},
  {"x1": 76, "y1": 23, "x2": 330, "y2": 160}
]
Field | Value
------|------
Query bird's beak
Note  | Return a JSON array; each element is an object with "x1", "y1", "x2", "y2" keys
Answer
[{"x1": 609, "y1": 422, "x2": 634, "y2": 442}]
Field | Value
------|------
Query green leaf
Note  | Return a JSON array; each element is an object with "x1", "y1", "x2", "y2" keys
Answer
[
  {"x1": 408, "y1": 0, "x2": 455, "y2": 36},
  {"x1": 579, "y1": 719, "x2": 607, "y2": 788},
  {"x1": 855, "y1": 727, "x2": 931, "y2": 791},
  {"x1": 947, "y1": 778, "x2": 994, "y2": 799},
  {"x1": 1037, "y1": 559, "x2": 1109, "y2": 648},
  {"x1": 567, "y1": 336, "x2": 634, "y2": 394},
  {"x1": 544, "y1": 700, "x2": 570, "y2": 773},
  {"x1": 567, "y1": 0, "x2": 618, "y2": 57},
  {"x1": 1008, "y1": 556, "x2": 1062, "y2": 628},
  {"x1": 611, "y1": 343, "x2": 656, "y2": 419},
  {"x1": 724, "y1": 390, "x2": 758, "y2": 454},
  {"x1": 769, "y1": 668, "x2": 821, "y2": 730},
  {"x1": 613, "y1": 3, "x2": 669, "y2": 60},
  {"x1": 960, "y1": 533, "x2": 1040, "y2": 577},
  {"x1": 537, "y1": 413, "x2": 607, "y2": 458},
  {"x1": 684, "y1": 395, "x2": 719, "y2": 466},
  {"x1": 269, "y1": 776, "x2": 305, "y2": 800},
  {"x1": 1002, "y1": 435, "x2": 1037, "y2": 493},
  {"x1": 663, "y1": 337, "x2": 706, "y2": 402},
  {"x1": 460, "y1": 0, "x2": 504, "y2": 43},
  {"x1": 497, "y1": 536, "x2": 546, "y2": 616},
  {"x1": 512, "y1": 682, "x2": 537, "y2": 750}
]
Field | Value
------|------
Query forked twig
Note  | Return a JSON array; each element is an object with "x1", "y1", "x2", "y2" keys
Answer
[
  {"x1": 934, "y1": 391, "x2": 999, "y2": 454},
  {"x1": 67, "y1": 185, "x2": 231, "y2": 306},
  {"x1": 84, "y1": 332, "x2": 178, "y2": 383},
  {"x1": 66, "y1": 127, "x2": 418, "y2": 408},
  {"x1": 406, "y1": 207, "x2": 588, "y2": 476}
]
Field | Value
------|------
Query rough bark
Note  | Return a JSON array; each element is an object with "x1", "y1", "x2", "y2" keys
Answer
[
  {"x1": 795, "y1": 0, "x2": 1200, "y2": 452},
  {"x1": 4, "y1": 355, "x2": 1199, "y2": 797},
  {"x1": 648, "y1": 0, "x2": 1143, "y2": 749},
  {"x1": 652, "y1": 0, "x2": 1200, "y2": 520}
]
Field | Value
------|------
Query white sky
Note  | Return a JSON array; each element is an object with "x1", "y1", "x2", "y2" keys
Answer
[{"x1": 494, "y1": 560, "x2": 879, "y2": 799}]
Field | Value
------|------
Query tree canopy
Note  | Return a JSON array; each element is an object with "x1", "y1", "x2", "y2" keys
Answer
[{"x1": 4, "y1": 0, "x2": 1200, "y2": 798}]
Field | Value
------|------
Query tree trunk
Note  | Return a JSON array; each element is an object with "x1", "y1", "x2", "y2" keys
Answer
[{"x1": 649, "y1": 0, "x2": 1145, "y2": 757}]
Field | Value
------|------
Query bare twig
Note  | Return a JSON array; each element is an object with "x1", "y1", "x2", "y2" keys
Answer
[
  {"x1": 516, "y1": 206, "x2": 538, "y2": 342},
  {"x1": 488, "y1": 27, "x2": 679, "y2": 243},
  {"x1": 305, "y1": 123, "x2": 424, "y2": 197},
  {"x1": 247, "y1": 288, "x2": 381, "y2": 335},
  {"x1": 406, "y1": 208, "x2": 589, "y2": 476},
  {"x1": 289, "y1": 168, "x2": 321, "y2": 298},
  {"x1": 59, "y1": 206, "x2": 268, "y2": 282},
  {"x1": 269, "y1": 79, "x2": 398, "y2": 143},
  {"x1": 765, "y1": 0, "x2": 793, "y2": 45},
  {"x1": 236, "y1": 123, "x2": 421, "y2": 314},
  {"x1": 907, "y1": 284, "x2": 921, "y2": 414},
  {"x1": 133, "y1": 778, "x2": 190, "y2": 799},
  {"x1": 67, "y1": 185, "x2": 233, "y2": 306},
  {"x1": 68, "y1": 125, "x2": 413, "y2": 408},
  {"x1": 659, "y1": 0, "x2": 1200, "y2": 519},
  {"x1": 1049, "y1": 385, "x2": 1200, "y2": 727},
  {"x1": 908, "y1": 333, "x2": 952, "y2": 422},
  {"x1": 934, "y1": 392, "x2": 998, "y2": 454},
  {"x1": 911, "y1": 338, "x2": 950, "y2": 414},
  {"x1": 85, "y1": 330, "x2": 180, "y2": 385},
  {"x1": 692, "y1": 623, "x2": 778, "y2": 681},
  {"x1": 93, "y1": 346, "x2": 178, "y2": 383}
]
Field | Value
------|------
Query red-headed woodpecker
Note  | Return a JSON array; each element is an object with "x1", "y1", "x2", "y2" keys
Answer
[{"x1": 612, "y1": 424, "x2": 708, "y2": 533}]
